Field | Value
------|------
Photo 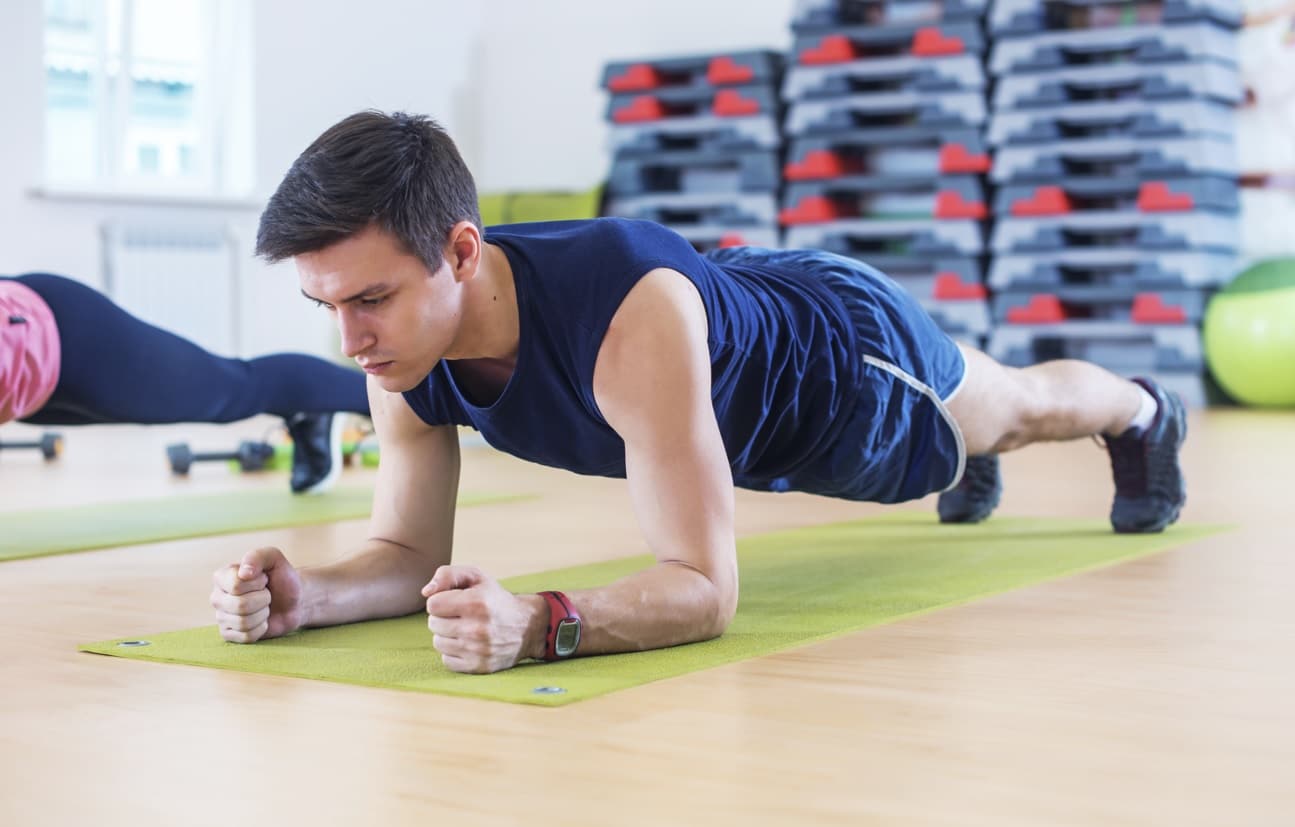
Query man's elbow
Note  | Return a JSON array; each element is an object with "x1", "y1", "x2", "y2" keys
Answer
[
  {"x1": 666, "y1": 557, "x2": 737, "y2": 640},
  {"x1": 703, "y1": 571, "x2": 739, "y2": 639},
  {"x1": 709, "y1": 593, "x2": 737, "y2": 639}
]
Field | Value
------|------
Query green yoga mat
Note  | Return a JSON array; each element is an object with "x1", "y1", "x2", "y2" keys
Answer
[
  {"x1": 82, "y1": 514, "x2": 1226, "y2": 706},
  {"x1": 1, "y1": 488, "x2": 523, "y2": 563}
]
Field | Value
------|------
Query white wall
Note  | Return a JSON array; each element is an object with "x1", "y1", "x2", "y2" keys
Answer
[{"x1": 471, "y1": 0, "x2": 796, "y2": 191}]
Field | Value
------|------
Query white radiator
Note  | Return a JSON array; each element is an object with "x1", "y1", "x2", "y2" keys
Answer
[{"x1": 101, "y1": 222, "x2": 241, "y2": 356}]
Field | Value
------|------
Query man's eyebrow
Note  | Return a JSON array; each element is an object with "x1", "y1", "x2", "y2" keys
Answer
[{"x1": 300, "y1": 284, "x2": 389, "y2": 305}]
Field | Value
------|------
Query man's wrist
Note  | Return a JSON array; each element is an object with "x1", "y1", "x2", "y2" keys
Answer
[
  {"x1": 520, "y1": 593, "x2": 549, "y2": 661},
  {"x1": 296, "y1": 567, "x2": 321, "y2": 630}
]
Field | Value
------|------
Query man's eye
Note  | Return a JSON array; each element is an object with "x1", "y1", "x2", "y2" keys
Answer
[{"x1": 360, "y1": 296, "x2": 386, "y2": 307}]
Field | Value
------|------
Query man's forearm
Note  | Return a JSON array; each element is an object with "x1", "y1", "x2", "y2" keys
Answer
[
  {"x1": 521, "y1": 560, "x2": 737, "y2": 660},
  {"x1": 299, "y1": 541, "x2": 441, "y2": 629}
]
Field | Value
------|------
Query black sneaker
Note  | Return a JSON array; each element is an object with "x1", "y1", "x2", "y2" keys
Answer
[
  {"x1": 1105, "y1": 378, "x2": 1187, "y2": 533},
  {"x1": 937, "y1": 454, "x2": 1002, "y2": 524},
  {"x1": 285, "y1": 412, "x2": 343, "y2": 495}
]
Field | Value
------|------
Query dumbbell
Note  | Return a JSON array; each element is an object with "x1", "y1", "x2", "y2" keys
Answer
[
  {"x1": 166, "y1": 440, "x2": 275, "y2": 476},
  {"x1": 0, "y1": 432, "x2": 64, "y2": 461}
]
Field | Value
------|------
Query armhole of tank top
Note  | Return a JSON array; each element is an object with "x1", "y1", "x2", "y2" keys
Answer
[{"x1": 581, "y1": 257, "x2": 695, "y2": 426}]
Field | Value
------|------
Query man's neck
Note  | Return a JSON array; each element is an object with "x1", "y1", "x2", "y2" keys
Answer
[{"x1": 448, "y1": 242, "x2": 519, "y2": 364}]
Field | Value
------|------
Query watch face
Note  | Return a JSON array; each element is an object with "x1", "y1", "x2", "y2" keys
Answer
[{"x1": 554, "y1": 618, "x2": 581, "y2": 658}]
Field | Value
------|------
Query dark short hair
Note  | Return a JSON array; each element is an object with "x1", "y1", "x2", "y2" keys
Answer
[{"x1": 255, "y1": 110, "x2": 480, "y2": 269}]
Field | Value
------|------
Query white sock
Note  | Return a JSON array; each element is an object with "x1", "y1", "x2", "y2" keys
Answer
[{"x1": 1125, "y1": 385, "x2": 1159, "y2": 436}]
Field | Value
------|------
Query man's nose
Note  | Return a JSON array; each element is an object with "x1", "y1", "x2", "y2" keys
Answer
[{"x1": 338, "y1": 310, "x2": 374, "y2": 358}]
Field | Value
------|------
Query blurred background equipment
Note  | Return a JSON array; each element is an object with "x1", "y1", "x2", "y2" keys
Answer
[{"x1": 1202, "y1": 256, "x2": 1295, "y2": 407}]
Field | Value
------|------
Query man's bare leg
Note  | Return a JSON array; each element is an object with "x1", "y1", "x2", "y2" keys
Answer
[
  {"x1": 939, "y1": 344, "x2": 1187, "y2": 533},
  {"x1": 945, "y1": 345, "x2": 1144, "y2": 456}
]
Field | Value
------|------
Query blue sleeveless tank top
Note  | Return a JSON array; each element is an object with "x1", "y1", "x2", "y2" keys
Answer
[{"x1": 402, "y1": 218, "x2": 965, "y2": 503}]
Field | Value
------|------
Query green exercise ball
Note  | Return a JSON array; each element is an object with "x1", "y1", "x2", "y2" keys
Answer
[{"x1": 1202, "y1": 258, "x2": 1295, "y2": 408}]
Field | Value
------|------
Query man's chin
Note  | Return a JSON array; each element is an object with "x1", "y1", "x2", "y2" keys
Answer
[{"x1": 376, "y1": 373, "x2": 421, "y2": 393}]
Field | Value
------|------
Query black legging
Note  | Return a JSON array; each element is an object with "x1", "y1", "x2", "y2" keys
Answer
[{"x1": 11, "y1": 273, "x2": 369, "y2": 426}]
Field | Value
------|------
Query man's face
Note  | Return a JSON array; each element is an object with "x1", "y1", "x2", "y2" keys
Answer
[{"x1": 296, "y1": 225, "x2": 464, "y2": 393}]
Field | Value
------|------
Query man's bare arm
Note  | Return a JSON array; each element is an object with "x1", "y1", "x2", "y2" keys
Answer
[
  {"x1": 297, "y1": 376, "x2": 461, "y2": 628},
  {"x1": 516, "y1": 267, "x2": 738, "y2": 657}
]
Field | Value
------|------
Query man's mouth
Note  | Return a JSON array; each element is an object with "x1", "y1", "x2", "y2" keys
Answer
[{"x1": 360, "y1": 360, "x2": 394, "y2": 375}]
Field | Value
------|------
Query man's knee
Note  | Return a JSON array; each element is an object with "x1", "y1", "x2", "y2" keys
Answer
[{"x1": 947, "y1": 347, "x2": 1036, "y2": 454}]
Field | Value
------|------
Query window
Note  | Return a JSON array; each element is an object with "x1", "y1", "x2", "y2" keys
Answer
[{"x1": 42, "y1": 0, "x2": 253, "y2": 198}]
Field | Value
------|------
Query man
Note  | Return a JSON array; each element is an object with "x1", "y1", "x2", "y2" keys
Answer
[{"x1": 211, "y1": 110, "x2": 1186, "y2": 673}]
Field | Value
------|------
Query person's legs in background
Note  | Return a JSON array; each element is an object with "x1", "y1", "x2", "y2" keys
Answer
[{"x1": 15, "y1": 273, "x2": 369, "y2": 493}]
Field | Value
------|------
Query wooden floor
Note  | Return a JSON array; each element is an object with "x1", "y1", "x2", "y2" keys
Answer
[{"x1": 0, "y1": 410, "x2": 1290, "y2": 826}]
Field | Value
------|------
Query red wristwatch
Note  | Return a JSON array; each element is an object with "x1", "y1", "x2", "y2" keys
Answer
[{"x1": 538, "y1": 590, "x2": 582, "y2": 661}]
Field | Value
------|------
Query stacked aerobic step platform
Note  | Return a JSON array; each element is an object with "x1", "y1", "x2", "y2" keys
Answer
[
  {"x1": 780, "y1": 0, "x2": 993, "y2": 346},
  {"x1": 986, "y1": 0, "x2": 1243, "y2": 407},
  {"x1": 601, "y1": 50, "x2": 784, "y2": 251}
]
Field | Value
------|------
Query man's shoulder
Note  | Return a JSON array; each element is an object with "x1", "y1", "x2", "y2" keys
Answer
[
  {"x1": 486, "y1": 216, "x2": 674, "y2": 245},
  {"x1": 602, "y1": 269, "x2": 706, "y2": 358}
]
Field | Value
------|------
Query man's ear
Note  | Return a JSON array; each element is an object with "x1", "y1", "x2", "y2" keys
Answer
[{"x1": 444, "y1": 221, "x2": 483, "y2": 283}]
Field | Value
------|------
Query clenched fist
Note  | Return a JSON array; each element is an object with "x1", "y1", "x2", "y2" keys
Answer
[
  {"x1": 422, "y1": 565, "x2": 541, "y2": 674},
  {"x1": 211, "y1": 547, "x2": 304, "y2": 643}
]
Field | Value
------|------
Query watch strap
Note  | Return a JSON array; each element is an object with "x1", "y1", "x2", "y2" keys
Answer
[{"x1": 538, "y1": 590, "x2": 581, "y2": 661}]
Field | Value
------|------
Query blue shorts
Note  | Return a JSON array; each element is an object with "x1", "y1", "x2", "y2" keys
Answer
[{"x1": 706, "y1": 247, "x2": 968, "y2": 504}]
